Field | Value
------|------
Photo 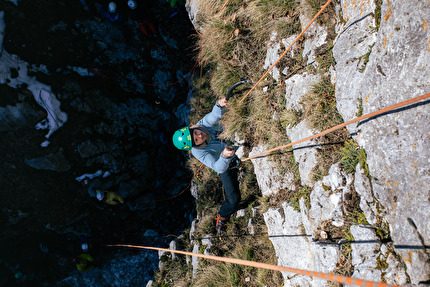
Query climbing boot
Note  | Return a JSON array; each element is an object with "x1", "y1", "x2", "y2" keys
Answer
[{"x1": 215, "y1": 214, "x2": 227, "y2": 234}]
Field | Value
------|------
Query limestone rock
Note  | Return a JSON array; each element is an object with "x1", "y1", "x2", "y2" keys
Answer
[
  {"x1": 249, "y1": 145, "x2": 295, "y2": 196},
  {"x1": 346, "y1": 225, "x2": 407, "y2": 286},
  {"x1": 309, "y1": 163, "x2": 351, "y2": 229},
  {"x1": 284, "y1": 73, "x2": 321, "y2": 112},
  {"x1": 25, "y1": 149, "x2": 71, "y2": 172},
  {"x1": 332, "y1": 0, "x2": 377, "y2": 133},
  {"x1": 286, "y1": 120, "x2": 320, "y2": 187},
  {"x1": 264, "y1": 202, "x2": 339, "y2": 286},
  {"x1": 334, "y1": 0, "x2": 430, "y2": 282},
  {"x1": 354, "y1": 163, "x2": 378, "y2": 225}
]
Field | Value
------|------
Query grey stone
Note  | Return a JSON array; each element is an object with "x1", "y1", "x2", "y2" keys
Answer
[
  {"x1": 249, "y1": 145, "x2": 296, "y2": 196},
  {"x1": 334, "y1": 0, "x2": 430, "y2": 282},
  {"x1": 153, "y1": 70, "x2": 176, "y2": 104},
  {"x1": 309, "y1": 181, "x2": 344, "y2": 229},
  {"x1": 263, "y1": 32, "x2": 282, "y2": 82},
  {"x1": 264, "y1": 202, "x2": 339, "y2": 286},
  {"x1": 346, "y1": 225, "x2": 382, "y2": 286},
  {"x1": 286, "y1": 120, "x2": 320, "y2": 187},
  {"x1": 191, "y1": 243, "x2": 199, "y2": 278},
  {"x1": 354, "y1": 163, "x2": 378, "y2": 225},
  {"x1": 284, "y1": 73, "x2": 321, "y2": 111},
  {"x1": 332, "y1": 0, "x2": 377, "y2": 133},
  {"x1": 169, "y1": 240, "x2": 177, "y2": 261},
  {"x1": 190, "y1": 182, "x2": 199, "y2": 200},
  {"x1": 235, "y1": 209, "x2": 245, "y2": 218},
  {"x1": 25, "y1": 149, "x2": 71, "y2": 172},
  {"x1": 346, "y1": 225, "x2": 407, "y2": 286}
]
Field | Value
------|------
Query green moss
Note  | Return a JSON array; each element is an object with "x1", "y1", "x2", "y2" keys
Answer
[
  {"x1": 339, "y1": 140, "x2": 369, "y2": 176},
  {"x1": 358, "y1": 44, "x2": 374, "y2": 73},
  {"x1": 290, "y1": 185, "x2": 311, "y2": 212},
  {"x1": 374, "y1": 0, "x2": 383, "y2": 31},
  {"x1": 356, "y1": 98, "x2": 363, "y2": 117}
]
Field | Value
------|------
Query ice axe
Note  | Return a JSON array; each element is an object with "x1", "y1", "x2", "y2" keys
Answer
[
  {"x1": 225, "y1": 78, "x2": 251, "y2": 101},
  {"x1": 224, "y1": 78, "x2": 251, "y2": 168}
]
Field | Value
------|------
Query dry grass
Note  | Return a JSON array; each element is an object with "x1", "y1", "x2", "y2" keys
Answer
[
  {"x1": 193, "y1": 210, "x2": 283, "y2": 287},
  {"x1": 154, "y1": 0, "x2": 360, "y2": 285},
  {"x1": 301, "y1": 77, "x2": 343, "y2": 131}
]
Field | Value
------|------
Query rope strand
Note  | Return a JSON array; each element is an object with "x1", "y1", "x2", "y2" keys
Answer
[
  {"x1": 239, "y1": 0, "x2": 333, "y2": 104},
  {"x1": 108, "y1": 244, "x2": 401, "y2": 287},
  {"x1": 242, "y1": 93, "x2": 430, "y2": 162}
]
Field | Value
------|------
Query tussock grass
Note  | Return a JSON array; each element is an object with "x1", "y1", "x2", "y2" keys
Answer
[
  {"x1": 155, "y1": 0, "x2": 363, "y2": 285},
  {"x1": 339, "y1": 140, "x2": 369, "y2": 176},
  {"x1": 301, "y1": 77, "x2": 342, "y2": 131},
  {"x1": 193, "y1": 212, "x2": 283, "y2": 287}
]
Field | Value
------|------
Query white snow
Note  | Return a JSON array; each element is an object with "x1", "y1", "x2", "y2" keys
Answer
[
  {"x1": 75, "y1": 170, "x2": 111, "y2": 183},
  {"x1": 66, "y1": 66, "x2": 95, "y2": 77},
  {"x1": 0, "y1": 11, "x2": 68, "y2": 147}
]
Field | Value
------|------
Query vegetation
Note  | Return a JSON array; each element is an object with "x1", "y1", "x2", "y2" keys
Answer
[
  {"x1": 153, "y1": 0, "x2": 387, "y2": 285},
  {"x1": 339, "y1": 140, "x2": 369, "y2": 176}
]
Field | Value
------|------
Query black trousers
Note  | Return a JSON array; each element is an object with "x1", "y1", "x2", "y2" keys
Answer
[{"x1": 218, "y1": 167, "x2": 241, "y2": 218}]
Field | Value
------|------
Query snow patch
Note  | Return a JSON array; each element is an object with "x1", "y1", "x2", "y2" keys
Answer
[
  {"x1": 75, "y1": 170, "x2": 111, "y2": 183},
  {"x1": 35, "y1": 89, "x2": 68, "y2": 146}
]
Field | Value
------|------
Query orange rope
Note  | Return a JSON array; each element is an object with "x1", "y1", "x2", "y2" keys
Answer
[
  {"x1": 242, "y1": 93, "x2": 430, "y2": 162},
  {"x1": 108, "y1": 244, "x2": 401, "y2": 287},
  {"x1": 218, "y1": 0, "x2": 230, "y2": 14},
  {"x1": 239, "y1": 0, "x2": 333, "y2": 104}
]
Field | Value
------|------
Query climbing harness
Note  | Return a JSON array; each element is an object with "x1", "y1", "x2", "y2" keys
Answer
[{"x1": 108, "y1": 244, "x2": 401, "y2": 287}]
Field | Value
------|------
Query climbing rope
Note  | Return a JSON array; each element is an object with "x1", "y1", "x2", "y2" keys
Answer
[
  {"x1": 239, "y1": 0, "x2": 333, "y2": 104},
  {"x1": 108, "y1": 244, "x2": 401, "y2": 287},
  {"x1": 242, "y1": 93, "x2": 430, "y2": 162},
  {"x1": 218, "y1": 0, "x2": 230, "y2": 14}
]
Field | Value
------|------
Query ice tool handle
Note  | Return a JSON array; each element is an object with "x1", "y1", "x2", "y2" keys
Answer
[
  {"x1": 224, "y1": 79, "x2": 250, "y2": 166},
  {"x1": 225, "y1": 78, "x2": 251, "y2": 101}
]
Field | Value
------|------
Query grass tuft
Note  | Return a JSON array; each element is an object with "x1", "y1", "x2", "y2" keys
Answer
[{"x1": 339, "y1": 140, "x2": 369, "y2": 176}]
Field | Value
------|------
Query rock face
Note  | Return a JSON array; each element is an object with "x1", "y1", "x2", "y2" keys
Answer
[
  {"x1": 264, "y1": 201, "x2": 339, "y2": 286},
  {"x1": 284, "y1": 73, "x2": 322, "y2": 187},
  {"x1": 255, "y1": 0, "x2": 430, "y2": 284},
  {"x1": 333, "y1": 0, "x2": 430, "y2": 283},
  {"x1": 249, "y1": 145, "x2": 295, "y2": 196},
  {"x1": 346, "y1": 225, "x2": 407, "y2": 286}
]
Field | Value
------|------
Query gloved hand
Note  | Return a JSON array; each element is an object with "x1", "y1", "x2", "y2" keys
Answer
[{"x1": 228, "y1": 155, "x2": 242, "y2": 169}]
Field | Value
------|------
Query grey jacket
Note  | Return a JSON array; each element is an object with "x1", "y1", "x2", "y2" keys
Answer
[{"x1": 191, "y1": 102, "x2": 232, "y2": 174}]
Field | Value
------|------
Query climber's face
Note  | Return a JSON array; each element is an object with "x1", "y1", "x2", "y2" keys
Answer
[{"x1": 193, "y1": 129, "x2": 206, "y2": 146}]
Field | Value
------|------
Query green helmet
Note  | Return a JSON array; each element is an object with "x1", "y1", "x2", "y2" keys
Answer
[{"x1": 173, "y1": 127, "x2": 192, "y2": 150}]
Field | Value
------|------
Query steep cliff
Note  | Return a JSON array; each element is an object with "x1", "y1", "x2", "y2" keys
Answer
[{"x1": 172, "y1": 0, "x2": 430, "y2": 286}]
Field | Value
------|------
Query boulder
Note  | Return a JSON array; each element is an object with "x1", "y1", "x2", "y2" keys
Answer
[
  {"x1": 264, "y1": 202, "x2": 339, "y2": 286},
  {"x1": 249, "y1": 145, "x2": 296, "y2": 196}
]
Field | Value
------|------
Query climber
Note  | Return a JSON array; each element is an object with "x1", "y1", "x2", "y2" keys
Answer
[
  {"x1": 99, "y1": 2, "x2": 124, "y2": 23},
  {"x1": 73, "y1": 253, "x2": 94, "y2": 272},
  {"x1": 172, "y1": 98, "x2": 241, "y2": 234},
  {"x1": 126, "y1": 0, "x2": 157, "y2": 36},
  {"x1": 96, "y1": 190, "x2": 125, "y2": 205}
]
